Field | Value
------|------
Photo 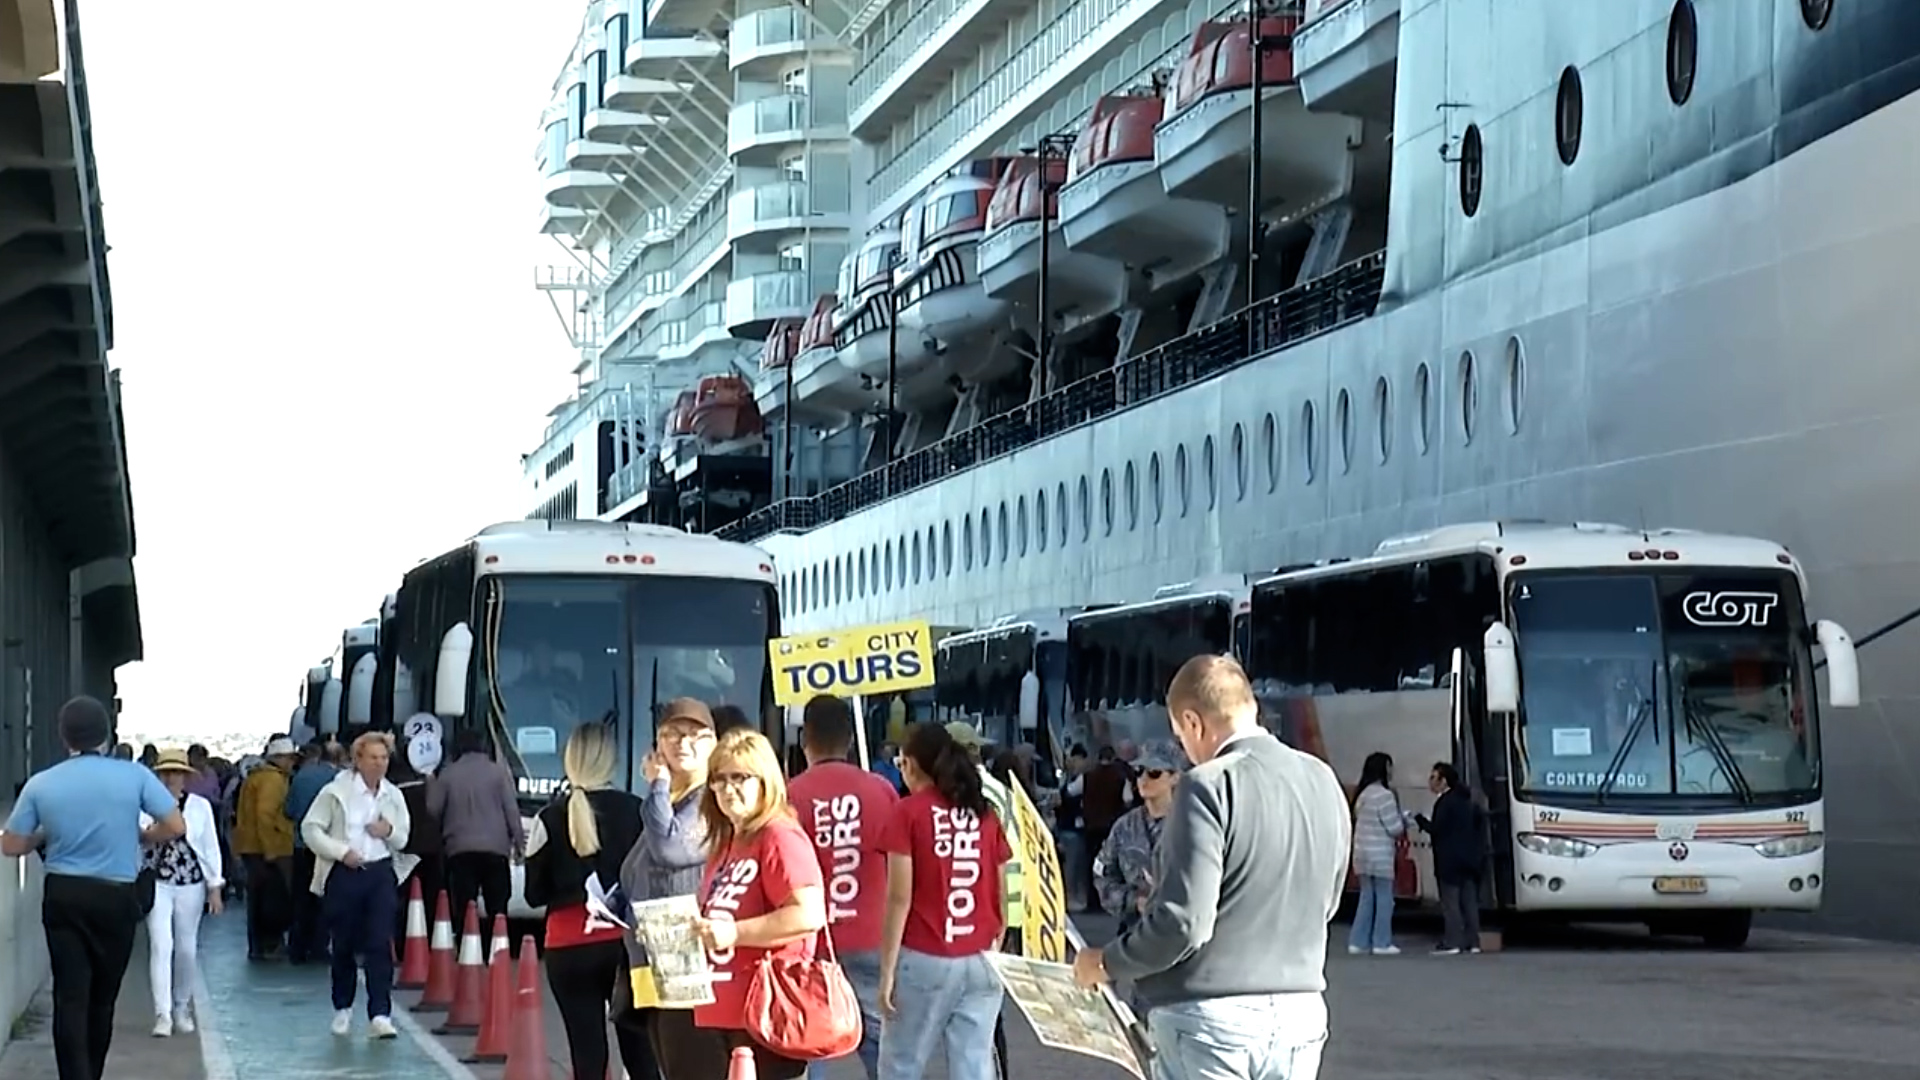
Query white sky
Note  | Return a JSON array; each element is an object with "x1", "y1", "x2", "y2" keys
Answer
[{"x1": 84, "y1": 2, "x2": 591, "y2": 736}]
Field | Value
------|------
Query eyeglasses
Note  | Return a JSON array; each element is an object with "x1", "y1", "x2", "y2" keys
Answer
[
  {"x1": 659, "y1": 728, "x2": 713, "y2": 744},
  {"x1": 709, "y1": 772, "x2": 758, "y2": 789},
  {"x1": 1142, "y1": 769, "x2": 1171, "y2": 780}
]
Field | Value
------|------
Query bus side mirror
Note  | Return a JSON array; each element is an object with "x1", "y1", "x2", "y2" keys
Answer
[
  {"x1": 346, "y1": 652, "x2": 378, "y2": 727},
  {"x1": 1484, "y1": 621, "x2": 1519, "y2": 715},
  {"x1": 1018, "y1": 671, "x2": 1040, "y2": 731},
  {"x1": 318, "y1": 678, "x2": 344, "y2": 736},
  {"x1": 435, "y1": 622, "x2": 474, "y2": 719},
  {"x1": 1815, "y1": 620, "x2": 1859, "y2": 708}
]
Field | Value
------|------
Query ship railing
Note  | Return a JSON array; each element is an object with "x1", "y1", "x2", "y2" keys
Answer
[{"x1": 714, "y1": 248, "x2": 1387, "y2": 546}]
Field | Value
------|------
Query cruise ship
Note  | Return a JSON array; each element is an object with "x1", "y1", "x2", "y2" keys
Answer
[{"x1": 524, "y1": 0, "x2": 1920, "y2": 940}]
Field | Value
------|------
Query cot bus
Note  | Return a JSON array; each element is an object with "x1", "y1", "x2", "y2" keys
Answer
[
  {"x1": 932, "y1": 611, "x2": 1083, "y2": 766},
  {"x1": 1246, "y1": 520, "x2": 1860, "y2": 948},
  {"x1": 303, "y1": 662, "x2": 335, "y2": 737},
  {"x1": 332, "y1": 618, "x2": 380, "y2": 740},
  {"x1": 384, "y1": 520, "x2": 781, "y2": 924}
]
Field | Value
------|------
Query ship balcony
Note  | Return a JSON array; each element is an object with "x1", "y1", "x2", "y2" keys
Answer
[
  {"x1": 977, "y1": 217, "x2": 1126, "y2": 323},
  {"x1": 1294, "y1": 0, "x2": 1400, "y2": 123},
  {"x1": 625, "y1": 31, "x2": 725, "y2": 76},
  {"x1": 727, "y1": 182, "x2": 853, "y2": 245},
  {"x1": 847, "y1": 0, "x2": 1024, "y2": 139},
  {"x1": 728, "y1": 94, "x2": 848, "y2": 164},
  {"x1": 542, "y1": 164, "x2": 620, "y2": 211},
  {"x1": 731, "y1": 6, "x2": 848, "y2": 75},
  {"x1": 727, "y1": 271, "x2": 815, "y2": 340},
  {"x1": 583, "y1": 106, "x2": 657, "y2": 142},
  {"x1": 604, "y1": 74, "x2": 683, "y2": 113},
  {"x1": 566, "y1": 136, "x2": 630, "y2": 173},
  {"x1": 1058, "y1": 158, "x2": 1229, "y2": 292},
  {"x1": 537, "y1": 204, "x2": 590, "y2": 236}
]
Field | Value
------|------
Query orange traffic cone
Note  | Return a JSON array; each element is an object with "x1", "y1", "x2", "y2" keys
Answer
[
  {"x1": 727, "y1": 1045, "x2": 757, "y2": 1080},
  {"x1": 415, "y1": 891, "x2": 457, "y2": 1012},
  {"x1": 502, "y1": 936, "x2": 550, "y2": 1080},
  {"x1": 463, "y1": 922, "x2": 514, "y2": 1065},
  {"x1": 396, "y1": 878, "x2": 430, "y2": 990},
  {"x1": 434, "y1": 904, "x2": 487, "y2": 1035}
]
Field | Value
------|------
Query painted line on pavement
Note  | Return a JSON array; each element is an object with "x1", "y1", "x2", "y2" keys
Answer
[
  {"x1": 190, "y1": 969, "x2": 237, "y2": 1080},
  {"x1": 392, "y1": 1004, "x2": 486, "y2": 1080}
]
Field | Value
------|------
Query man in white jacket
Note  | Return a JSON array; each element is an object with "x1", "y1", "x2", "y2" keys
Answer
[{"x1": 300, "y1": 732, "x2": 415, "y2": 1040}]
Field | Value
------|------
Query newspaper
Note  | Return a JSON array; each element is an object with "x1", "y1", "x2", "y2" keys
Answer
[
  {"x1": 585, "y1": 873, "x2": 628, "y2": 929},
  {"x1": 987, "y1": 952, "x2": 1147, "y2": 1079},
  {"x1": 629, "y1": 894, "x2": 715, "y2": 1009}
]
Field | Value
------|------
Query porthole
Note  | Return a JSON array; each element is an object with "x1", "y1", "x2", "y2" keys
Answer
[
  {"x1": 1016, "y1": 497, "x2": 1029, "y2": 557},
  {"x1": 1800, "y1": 0, "x2": 1832, "y2": 32},
  {"x1": 1373, "y1": 376, "x2": 1392, "y2": 463},
  {"x1": 1202, "y1": 435, "x2": 1217, "y2": 510},
  {"x1": 942, "y1": 522, "x2": 953, "y2": 576},
  {"x1": 1555, "y1": 66, "x2": 1583, "y2": 166},
  {"x1": 1460, "y1": 350, "x2": 1479, "y2": 442},
  {"x1": 1173, "y1": 446, "x2": 1189, "y2": 518},
  {"x1": 927, "y1": 527, "x2": 936, "y2": 578},
  {"x1": 1055, "y1": 482, "x2": 1068, "y2": 547},
  {"x1": 1504, "y1": 336, "x2": 1526, "y2": 434},
  {"x1": 997, "y1": 503, "x2": 1009, "y2": 564},
  {"x1": 1414, "y1": 363, "x2": 1432, "y2": 454},
  {"x1": 1261, "y1": 412, "x2": 1279, "y2": 493},
  {"x1": 1124, "y1": 461, "x2": 1139, "y2": 531},
  {"x1": 1458, "y1": 123, "x2": 1483, "y2": 217},
  {"x1": 1230, "y1": 423, "x2": 1248, "y2": 502},
  {"x1": 1301, "y1": 401, "x2": 1319, "y2": 483},
  {"x1": 1666, "y1": 1, "x2": 1697, "y2": 105},
  {"x1": 1100, "y1": 469, "x2": 1114, "y2": 536},
  {"x1": 963, "y1": 518, "x2": 974, "y2": 571},
  {"x1": 1078, "y1": 476, "x2": 1092, "y2": 542},
  {"x1": 884, "y1": 544, "x2": 893, "y2": 591},
  {"x1": 911, "y1": 533, "x2": 922, "y2": 584},
  {"x1": 1335, "y1": 389, "x2": 1354, "y2": 473},
  {"x1": 979, "y1": 509, "x2": 992, "y2": 566},
  {"x1": 857, "y1": 553, "x2": 866, "y2": 598},
  {"x1": 1150, "y1": 452, "x2": 1165, "y2": 524},
  {"x1": 1034, "y1": 491, "x2": 1047, "y2": 553}
]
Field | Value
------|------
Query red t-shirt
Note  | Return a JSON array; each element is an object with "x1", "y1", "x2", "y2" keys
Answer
[
  {"x1": 543, "y1": 901, "x2": 624, "y2": 950},
  {"x1": 695, "y1": 815, "x2": 823, "y2": 1031},
  {"x1": 877, "y1": 790, "x2": 1012, "y2": 958},
  {"x1": 787, "y1": 762, "x2": 900, "y2": 954}
]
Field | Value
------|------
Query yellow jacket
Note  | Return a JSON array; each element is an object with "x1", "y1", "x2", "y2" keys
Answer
[{"x1": 234, "y1": 765, "x2": 294, "y2": 859}]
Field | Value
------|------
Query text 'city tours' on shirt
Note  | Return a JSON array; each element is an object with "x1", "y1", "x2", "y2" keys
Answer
[
  {"x1": 878, "y1": 789, "x2": 1013, "y2": 958},
  {"x1": 696, "y1": 815, "x2": 823, "y2": 1031},
  {"x1": 787, "y1": 761, "x2": 900, "y2": 954}
]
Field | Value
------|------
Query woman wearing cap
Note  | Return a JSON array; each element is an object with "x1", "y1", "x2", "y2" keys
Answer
[
  {"x1": 1092, "y1": 740, "x2": 1186, "y2": 937},
  {"x1": 523, "y1": 722, "x2": 653, "y2": 1080},
  {"x1": 142, "y1": 749, "x2": 226, "y2": 1037}
]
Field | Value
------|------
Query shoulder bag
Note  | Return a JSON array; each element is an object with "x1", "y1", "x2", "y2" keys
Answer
[{"x1": 741, "y1": 926, "x2": 862, "y2": 1061}]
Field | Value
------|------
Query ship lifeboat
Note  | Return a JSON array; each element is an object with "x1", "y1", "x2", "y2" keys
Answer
[
  {"x1": 1154, "y1": 16, "x2": 1362, "y2": 221},
  {"x1": 778, "y1": 292, "x2": 872, "y2": 429},
  {"x1": 690, "y1": 374, "x2": 765, "y2": 445},
  {"x1": 975, "y1": 152, "x2": 1127, "y2": 326},
  {"x1": 831, "y1": 228, "x2": 926, "y2": 389},
  {"x1": 752, "y1": 317, "x2": 802, "y2": 418},
  {"x1": 664, "y1": 389, "x2": 697, "y2": 438},
  {"x1": 891, "y1": 162, "x2": 1015, "y2": 393},
  {"x1": 1058, "y1": 92, "x2": 1230, "y2": 292}
]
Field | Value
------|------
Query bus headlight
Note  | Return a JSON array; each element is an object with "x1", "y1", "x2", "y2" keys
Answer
[
  {"x1": 1755, "y1": 833, "x2": 1824, "y2": 859},
  {"x1": 1517, "y1": 832, "x2": 1598, "y2": 859}
]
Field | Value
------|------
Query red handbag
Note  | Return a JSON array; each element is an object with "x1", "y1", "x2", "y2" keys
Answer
[{"x1": 741, "y1": 927, "x2": 863, "y2": 1061}]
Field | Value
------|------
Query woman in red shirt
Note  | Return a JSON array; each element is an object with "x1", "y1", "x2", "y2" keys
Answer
[
  {"x1": 682, "y1": 728, "x2": 826, "y2": 1080},
  {"x1": 875, "y1": 722, "x2": 1013, "y2": 1080}
]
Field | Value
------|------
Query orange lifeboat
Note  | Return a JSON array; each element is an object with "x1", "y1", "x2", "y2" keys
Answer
[
  {"x1": 1059, "y1": 89, "x2": 1231, "y2": 286},
  {"x1": 978, "y1": 153, "x2": 1125, "y2": 319},
  {"x1": 690, "y1": 375, "x2": 765, "y2": 443},
  {"x1": 760, "y1": 319, "x2": 802, "y2": 373},
  {"x1": 665, "y1": 390, "x2": 697, "y2": 438},
  {"x1": 1068, "y1": 92, "x2": 1161, "y2": 183},
  {"x1": 1167, "y1": 16, "x2": 1298, "y2": 117},
  {"x1": 798, "y1": 293, "x2": 837, "y2": 356}
]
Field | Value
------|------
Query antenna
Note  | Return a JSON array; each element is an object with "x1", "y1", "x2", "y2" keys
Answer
[{"x1": 1637, "y1": 505, "x2": 1649, "y2": 542}]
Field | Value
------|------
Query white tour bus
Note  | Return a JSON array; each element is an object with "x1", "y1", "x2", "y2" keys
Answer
[
  {"x1": 932, "y1": 611, "x2": 1082, "y2": 763},
  {"x1": 1246, "y1": 520, "x2": 1859, "y2": 949},
  {"x1": 385, "y1": 520, "x2": 781, "y2": 926}
]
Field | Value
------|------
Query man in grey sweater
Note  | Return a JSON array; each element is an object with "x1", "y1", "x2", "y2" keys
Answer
[{"x1": 1074, "y1": 655, "x2": 1351, "y2": 1080}]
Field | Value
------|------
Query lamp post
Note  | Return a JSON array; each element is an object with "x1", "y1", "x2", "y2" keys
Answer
[
  {"x1": 1246, "y1": 4, "x2": 1292, "y2": 325},
  {"x1": 781, "y1": 336, "x2": 795, "y2": 499},
  {"x1": 884, "y1": 247, "x2": 904, "y2": 471},
  {"x1": 1031, "y1": 133, "x2": 1075, "y2": 399}
]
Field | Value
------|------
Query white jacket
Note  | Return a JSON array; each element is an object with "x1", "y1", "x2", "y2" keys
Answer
[
  {"x1": 140, "y1": 792, "x2": 226, "y2": 889},
  {"x1": 299, "y1": 770, "x2": 417, "y2": 896}
]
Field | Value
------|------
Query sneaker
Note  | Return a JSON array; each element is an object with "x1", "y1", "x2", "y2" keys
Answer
[
  {"x1": 331, "y1": 1010, "x2": 352, "y2": 1037},
  {"x1": 1346, "y1": 945, "x2": 1368, "y2": 955},
  {"x1": 368, "y1": 1016, "x2": 398, "y2": 1040},
  {"x1": 173, "y1": 1007, "x2": 196, "y2": 1034},
  {"x1": 151, "y1": 1015, "x2": 172, "y2": 1038},
  {"x1": 1432, "y1": 947, "x2": 1462, "y2": 956},
  {"x1": 1372, "y1": 945, "x2": 1402, "y2": 956},
  {"x1": 1466, "y1": 946, "x2": 1483, "y2": 954}
]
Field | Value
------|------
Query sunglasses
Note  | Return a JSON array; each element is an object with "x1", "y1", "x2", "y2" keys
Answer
[
  {"x1": 1141, "y1": 769, "x2": 1172, "y2": 780},
  {"x1": 709, "y1": 772, "x2": 758, "y2": 789}
]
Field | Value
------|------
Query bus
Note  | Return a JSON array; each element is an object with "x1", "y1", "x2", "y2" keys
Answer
[
  {"x1": 1246, "y1": 520, "x2": 1859, "y2": 948},
  {"x1": 303, "y1": 662, "x2": 335, "y2": 737},
  {"x1": 384, "y1": 519, "x2": 781, "y2": 921},
  {"x1": 933, "y1": 611, "x2": 1090, "y2": 772},
  {"x1": 334, "y1": 618, "x2": 380, "y2": 740}
]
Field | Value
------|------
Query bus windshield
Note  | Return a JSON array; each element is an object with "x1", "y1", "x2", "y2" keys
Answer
[
  {"x1": 1509, "y1": 569, "x2": 1819, "y2": 807},
  {"x1": 477, "y1": 574, "x2": 777, "y2": 797}
]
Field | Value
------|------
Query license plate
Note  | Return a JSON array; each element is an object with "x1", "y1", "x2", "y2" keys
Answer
[{"x1": 1653, "y1": 876, "x2": 1707, "y2": 895}]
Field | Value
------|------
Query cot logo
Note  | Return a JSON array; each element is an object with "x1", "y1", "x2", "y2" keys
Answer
[{"x1": 1681, "y1": 591, "x2": 1778, "y2": 628}]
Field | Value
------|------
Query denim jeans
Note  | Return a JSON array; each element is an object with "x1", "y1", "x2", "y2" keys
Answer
[
  {"x1": 1147, "y1": 993, "x2": 1327, "y2": 1080},
  {"x1": 877, "y1": 949, "x2": 1003, "y2": 1080},
  {"x1": 807, "y1": 948, "x2": 883, "y2": 1080},
  {"x1": 1347, "y1": 874, "x2": 1395, "y2": 952}
]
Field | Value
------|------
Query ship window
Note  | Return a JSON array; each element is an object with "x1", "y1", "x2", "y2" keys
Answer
[
  {"x1": 1055, "y1": 482, "x2": 1068, "y2": 547},
  {"x1": 1078, "y1": 476, "x2": 1092, "y2": 542},
  {"x1": 1124, "y1": 461, "x2": 1139, "y2": 531},
  {"x1": 1150, "y1": 452, "x2": 1165, "y2": 524},
  {"x1": 1666, "y1": 1, "x2": 1698, "y2": 106},
  {"x1": 1414, "y1": 363, "x2": 1432, "y2": 454},
  {"x1": 1800, "y1": 0, "x2": 1832, "y2": 31},
  {"x1": 1458, "y1": 124, "x2": 1483, "y2": 217},
  {"x1": 963, "y1": 517, "x2": 974, "y2": 571},
  {"x1": 1336, "y1": 389, "x2": 1354, "y2": 474},
  {"x1": 998, "y1": 502, "x2": 1011, "y2": 562},
  {"x1": 1301, "y1": 401, "x2": 1318, "y2": 483},
  {"x1": 884, "y1": 543, "x2": 894, "y2": 591},
  {"x1": 1172, "y1": 446, "x2": 1187, "y2": 519},
  {"x1": 1100, "y1": 469, "x2": 1114, "y2": 536},
  {"x1": 979, "y1": 509, "x2": 992, "y2": 567},
  {"x1": 1261, "y1": 412, "x2": 1279, "y2": 493},
  {"x1": 1231, "y1": 423, "x2": 1248, "y2": 502},
  {"x1": 911, "y1": 533, "x2": 922, "y2": 584},
  {"x1": 1202, "y1": 434, "x2": 1217, "y2": 510},
  {"x1": 1018, "y1": 497, "x2": 1031, "y2": 556},
  {"x1": 1554, "y1": 66, "x2": 1583, "y2": 167},
  {"x1": 1374, "y1": 376, "x2": 1392, "y2": 464},
  {"x1": 857, "y1": 552, "x2": 867, "y2": 598},
  {"x1": 943, "y1": 522, "x2": 954, "y2": 576},
  {"x1": 1460, "y1": 350, "x2": 1479, "y2": 443},
  {"x1": 1034, "y1": 491, "x2": 1047, "y2": 553},
  {"x1": 1504, "y1": 336, "x2": 1526, "y2": 434}
]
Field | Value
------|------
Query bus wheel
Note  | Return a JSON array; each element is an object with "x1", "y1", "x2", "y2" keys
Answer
[{"x1": 1700, "y1": 910, "x2": 1752, "y2": 950}]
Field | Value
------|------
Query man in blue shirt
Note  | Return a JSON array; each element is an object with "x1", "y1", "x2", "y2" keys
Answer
[
  {"x1": 283, "y1": 739, "x2": 339, "y2": 964},
  {"x1": 2, "y1": 696, "x2": 185, "y2": 1080}
]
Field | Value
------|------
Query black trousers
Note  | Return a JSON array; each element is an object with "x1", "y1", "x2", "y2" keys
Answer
[
  {"x1": 287, "y1": 848, "x2": 327, "y2": 963},
  {"x1": 443, "y1": 851, "x2": 511, "y2": 953},
  {"x1": 1438, "y1": 876, "x2": 1483, "y2": 951},
  {"x1": 547, "y1": 938, "x2": 660, "y2": 1080},
  {"x1": 43, "y1": 874, "x2": 141, "y2": 1080},
  {"x1": 643, "y1": 1006, "x2": 803, "y2": 1080}
]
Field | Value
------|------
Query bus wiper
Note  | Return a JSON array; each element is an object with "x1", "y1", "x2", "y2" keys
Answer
[
  {"x1": 1597, "y1": 662, "x2": 1659, "y2": 805},
  {"x1": 1682, "y1": 696, "x2": 1753, "y2": 804}
]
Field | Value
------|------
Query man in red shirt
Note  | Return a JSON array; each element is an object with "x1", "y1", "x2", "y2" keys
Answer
[{"x1": 785, "y1": 695, "x2": 898, "y2": 1080}]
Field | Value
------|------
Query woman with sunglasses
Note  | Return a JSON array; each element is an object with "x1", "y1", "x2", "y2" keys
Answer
[{"x1": 1092, "y1": 741, "x2": 1188, "y2": 937}]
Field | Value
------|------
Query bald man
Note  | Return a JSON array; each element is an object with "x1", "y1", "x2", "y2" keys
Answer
[{"x1": 1074, "y1": 655, "x2": 1350, "y2": 1080}]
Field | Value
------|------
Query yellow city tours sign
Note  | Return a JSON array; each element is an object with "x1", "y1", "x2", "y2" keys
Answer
[
  {"x1": 768, "y1": 619, "x2": 937, "y2": 707},
  {"x1": 1009, "y1": 782, "x2": 1070, "y2": 963}
]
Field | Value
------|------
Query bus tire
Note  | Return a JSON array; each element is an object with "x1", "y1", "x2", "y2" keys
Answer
[{"x1": 1700, "y1": 910, "x2": 1752, "y2": 950}]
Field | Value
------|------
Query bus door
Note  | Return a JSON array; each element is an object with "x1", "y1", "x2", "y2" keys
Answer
[
  {"x1": 1449, "y1": 646, "x2": 1514, "y2": 908},
  {"x1": 1231, "y1": 611, "x2": 1251, "y2": 665}
]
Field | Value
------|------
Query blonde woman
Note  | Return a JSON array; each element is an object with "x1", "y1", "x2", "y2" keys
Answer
[
  {"x1": 677, "y1": 728, "x2": 826, "y2": 1080},
  {"x1": 299, "y1": 731, "x2": 415, "y2": 1040},
  {"x1": 522, "y1": 722, "x2": 649, "y2": 1080},
  {"x1": 142, "y1": 749, "x2": 226, "y2": 1038}
]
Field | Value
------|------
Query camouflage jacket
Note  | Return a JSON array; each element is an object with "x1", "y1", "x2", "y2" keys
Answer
[{"x1": 1093, "y1": 804, "x2": 1165, "y2": 919}]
